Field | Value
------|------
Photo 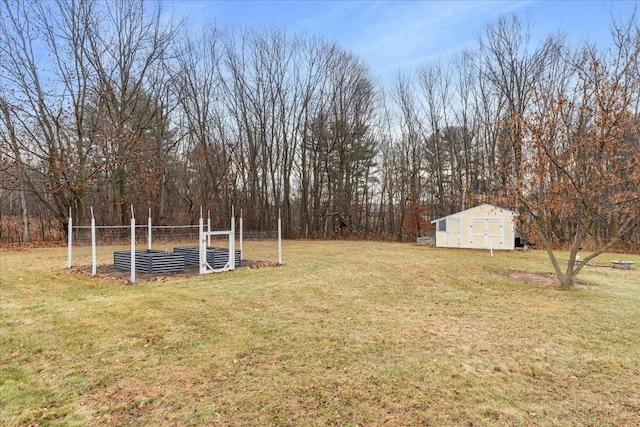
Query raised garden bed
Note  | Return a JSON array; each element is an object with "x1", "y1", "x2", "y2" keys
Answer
[
  {"x1": 114, "y1": 249, "x2": 186, "y2": 273},
  {"x1": 173, "y1": 246, "x2": 241, "y2": 269},
  {"x1": 612, "y1": 260, "x2": 635, "y2": 270}
]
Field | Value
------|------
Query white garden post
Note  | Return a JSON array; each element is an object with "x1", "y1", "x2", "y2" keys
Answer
[
  {"x1": 199, "y1": 212, "x2": 206, "y2": 275},
  {"x1": 278, "y1": 209, "x2": 282, "y2": 265},
  {"x1": 230, "y1": 211, "x2": 235, "y2": 270},
  {"x1": 67, "y1": 207, "x2": 72, "y2": 269},
  {"x1": 91, "y1": 207, "x2": 96, "y2": 276},
  {"x1": 130, "y1": 205, "x2": 135, "y2": 284},
  {"x1": 239, "y1": 209, "x2": 243, "y2": 260},
  {"x1": 148, "y1": 208, "x2": 152, "y2": 250},
  {"x1": 207, "y1": 210, "x2": 211, "y2": 248}
]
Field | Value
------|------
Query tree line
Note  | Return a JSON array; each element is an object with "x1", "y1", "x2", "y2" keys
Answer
[{"x1": 1, "y1": 0, "x2": 638, "y2": 257}]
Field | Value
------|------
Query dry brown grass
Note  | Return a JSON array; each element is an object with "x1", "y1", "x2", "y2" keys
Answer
[{"x1": 1, "y1": 241, "x2": 639, "y2": 426}]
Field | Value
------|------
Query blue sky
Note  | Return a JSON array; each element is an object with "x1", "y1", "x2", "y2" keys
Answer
[{"x1": 168, "y1": 1, "x2": 637, "y2": 79}]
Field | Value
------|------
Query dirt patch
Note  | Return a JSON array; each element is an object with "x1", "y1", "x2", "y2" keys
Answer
[
  {"x1": 69, "y1": 259, "x2": 279, "y2": 285},
  {"x1": 500, "y1": 270, "x2": 590, "y2": 287}
]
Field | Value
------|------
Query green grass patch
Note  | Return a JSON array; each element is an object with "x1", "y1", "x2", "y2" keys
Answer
[{"x1": 1, "y1": 242, "x2": 639, "y2": 426}]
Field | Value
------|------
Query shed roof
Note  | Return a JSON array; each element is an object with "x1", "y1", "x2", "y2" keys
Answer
[{"x1": 430, "y1": 203, "x2": 516, "y2": 224}]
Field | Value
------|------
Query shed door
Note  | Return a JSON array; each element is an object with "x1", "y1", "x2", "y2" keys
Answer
[
  {"x1": 447, "y1": 218, "x2": 461, "y2": 247},
  {"x1": 469, "y1": 218, "x2": 504, "y2": 249},
  {"x1": 470, "y1": 219, "x2": 486, "y2": 249},
  {"x1": 487, "y1": 219, "x2": 503, "y2": 249}
]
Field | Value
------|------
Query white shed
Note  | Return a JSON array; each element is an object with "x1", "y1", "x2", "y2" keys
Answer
[{"x1": 430, "y1": 204, "x2": 516, "y2": 250}]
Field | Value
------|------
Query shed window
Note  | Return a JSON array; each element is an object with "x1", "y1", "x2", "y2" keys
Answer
[{"x1": 438, "y1": 219, "x2": 447, "y2": 232}]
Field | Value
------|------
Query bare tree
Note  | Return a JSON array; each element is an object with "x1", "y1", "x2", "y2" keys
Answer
[
  {"x1": 312, "y1": 49, "x2": 377, "y2": 237},
  {"x1": 390, "y1": 71, "x2": 428, "y2": 239},
  {"x1": 84, "y1": 0, "x2": 178, "y2": 224},
  {"x1": 0, "y1": 96, "x2": 30, "y2": 242},
  {"x1": 477, "y1": 15, "x2": 563, "y2": 219},
  {"x1": 172, "y1": 23, "x2": 232, "y2": 224},
  {"x1": 0, "y1": 0, "x2": 97, "y2": 229},
  {"x1": 509, "y1": 15, "x2": 640, "y2": 286}
]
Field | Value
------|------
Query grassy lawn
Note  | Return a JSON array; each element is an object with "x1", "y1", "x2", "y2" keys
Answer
[{"x1": 1, "y1": 241, "x2": 639, "y2": 426}]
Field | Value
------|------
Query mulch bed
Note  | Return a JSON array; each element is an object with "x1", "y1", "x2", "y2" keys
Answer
[{"x1": 69, "y1": 259, "x2": 279, "y2": 284}]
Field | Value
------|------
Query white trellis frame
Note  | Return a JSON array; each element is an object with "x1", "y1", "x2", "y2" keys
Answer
[{"x1": 198, "y1": 212, "x2": 236, "y2": 274}]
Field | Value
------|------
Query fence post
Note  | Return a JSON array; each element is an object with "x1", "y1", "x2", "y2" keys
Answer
[
  {"x1": 199, "y1": 212, "x2": 206, "y2": 275},
  {"x1": 230, "y1": 212, "x2": 235, "y2": 270},
  {"x1": 91, "y1": 207, "x2": 96, "y2": 276},
  {"x1": 130, "y1": 206, "x2": 135, "y2": 284},
  {"x1": 207, "y1": 210, "x2": 212, "y2": 248},
  {"x1": 278, "y1": 209, "x2": 282, "y2": 265},
  {"x1": 67, "y1": 207, "x2": 72, "y2": 269}
]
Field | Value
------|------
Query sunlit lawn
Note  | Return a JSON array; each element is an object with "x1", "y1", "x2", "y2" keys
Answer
[{"x1": 1, "y1": 241, "x2": 639, "y2": 426}]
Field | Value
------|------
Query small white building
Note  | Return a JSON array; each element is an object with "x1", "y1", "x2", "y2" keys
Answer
[{"x1": 430, "y1": 204, "x2": 516, "y2": 250}]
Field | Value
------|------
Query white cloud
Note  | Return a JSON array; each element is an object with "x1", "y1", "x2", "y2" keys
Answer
[
  {"x1": 167, "y1": 0, "x2": 632, "y2": 81},
  {"x1": 347, "y1": 1, "x2": 531, "y2": 76}
]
